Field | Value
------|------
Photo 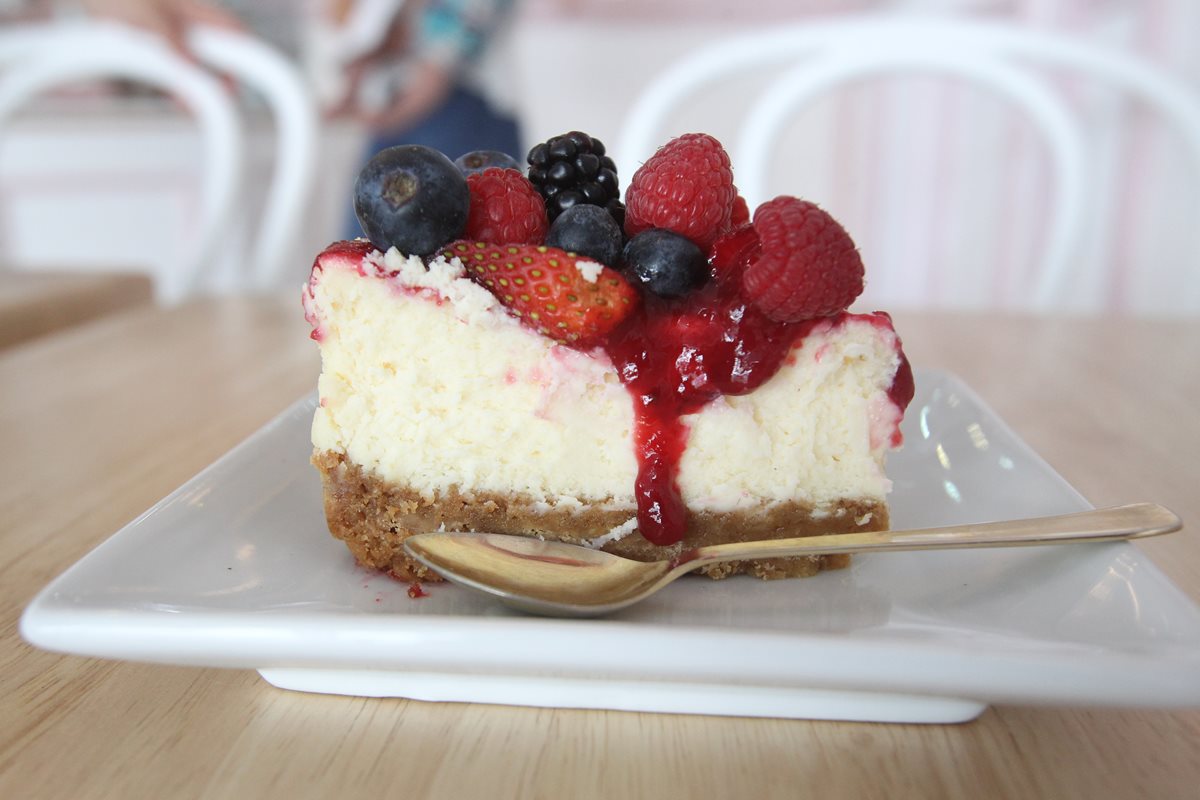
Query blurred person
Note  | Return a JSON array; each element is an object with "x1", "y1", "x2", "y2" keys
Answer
[
  {"x1": 0, "y1": 1, "x2": 243, "y2": 54},
  {"x1": 78, "y1": 0, "x2": 243, "y2": 54},
  {"x1": 331, "y1": 0, "x2": 522, "y2": 177}
]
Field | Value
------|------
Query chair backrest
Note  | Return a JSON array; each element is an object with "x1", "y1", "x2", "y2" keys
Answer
[
  {"x1": 615, "y1": 16, "x2": 1200, "y2": 314},
  {"x1": 0, "y1": 21, "x2": 318, "y2": 303}
]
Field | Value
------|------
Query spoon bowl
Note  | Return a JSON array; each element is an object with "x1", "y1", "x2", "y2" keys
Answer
[{"x1": 403, "y1": 503, "x2": 1182, "y2": 618}]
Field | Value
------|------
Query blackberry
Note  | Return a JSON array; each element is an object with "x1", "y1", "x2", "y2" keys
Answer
[{"x1": 527, "y1": 131, "x2": 625, "y2": 225}]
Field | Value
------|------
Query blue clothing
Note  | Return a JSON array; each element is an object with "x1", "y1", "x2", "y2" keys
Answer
[
  {"x1": 418, "y1": 0, "x2": 516, "y2": 67},
  {"x1": 367, "y1": 84, "x2": 521, "y2": 162}
]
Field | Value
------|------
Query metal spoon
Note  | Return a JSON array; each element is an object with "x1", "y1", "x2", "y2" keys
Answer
[{"x1": 402, "y1": 503, "x2": 1182, "y2": 618}]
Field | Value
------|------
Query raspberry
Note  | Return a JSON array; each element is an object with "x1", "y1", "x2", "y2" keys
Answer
[
  {"x1": 464, "y1": 168, "x2": 548, "y2": 245},
  {"x1": 624, "y1": 133, "x2": 736, "y2": 248},
  {"x1": 730, "y1": 193, "x2": 750, "y2": 226},
  {"x1": 740, "y1": 197, "x2": 863, "y2": 321}
]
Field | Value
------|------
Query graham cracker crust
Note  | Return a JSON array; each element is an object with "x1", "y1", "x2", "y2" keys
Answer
[{"x1": 313, "y1": 451, "x2": 888, "y2": 582}]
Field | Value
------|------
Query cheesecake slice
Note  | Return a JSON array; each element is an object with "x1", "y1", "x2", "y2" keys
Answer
[{"x1": 304, "y1": 239, "x2": 912, "y2": 581}]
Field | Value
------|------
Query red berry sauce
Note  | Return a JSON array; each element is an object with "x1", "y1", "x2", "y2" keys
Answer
[
  {"x1": 602, "y1": 226, "x2": 805, "y2": 547},
  {"x1": 603, "y1": 277, "x2": 817, "y2": 545},
  {"x1": 602, "y1": 228, "x2": 912, "y2": 547}
]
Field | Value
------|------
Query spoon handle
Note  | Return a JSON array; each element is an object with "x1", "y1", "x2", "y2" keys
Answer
[{"x1": 680, "y1": 503, "x2": 1181, "y2": 574}]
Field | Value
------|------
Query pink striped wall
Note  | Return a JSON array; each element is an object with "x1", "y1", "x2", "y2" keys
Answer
[{"x1": 517, "y1": 1, "x2": 1200, "y2": 314}]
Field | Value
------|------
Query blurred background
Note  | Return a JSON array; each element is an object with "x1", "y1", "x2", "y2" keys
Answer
[{"x1": 0, "y1": 0, "x2": 1197, "y2": 318}]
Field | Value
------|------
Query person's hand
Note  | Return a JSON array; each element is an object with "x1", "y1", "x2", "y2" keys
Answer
[
  {"x1": 81, "y1": 0, "x2": 243, "y2": 56},
  {"x1": 325, "y1": 10, "x2": 455, "y2": 134}
]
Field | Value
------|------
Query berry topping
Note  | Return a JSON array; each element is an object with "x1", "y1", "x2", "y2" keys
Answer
[
  {"x1": 463, "y1": 168, "x2": 548, "y2": 245},
  {"x1": 621, "y1": 229, "x2": 708, "y2": 298},
  {"x1": 526, "y1": 131, "x2": 625, "y2": 224},
  {"x1": 545, "y1": 204, "x2": 623, "y2": 266},
  {"x1": 454, "y1": 149, "x2": 522, "y2": 175},
  {"x1": 326, "y1": 132, "x2": 908, "y2": 554},
  {"x1": 445, "y1": 240, "x2": 639, "y2": 346},
  {"x1": 624, "y1": 133, "x2": 736, "y2": 249},
  {"x1": 354, "y1": 145, "x2": 469, "y2": 256},
  {"x1": 741, "y1": 197, "x2": 864, "y2": 322},
  {"x1": 314, "y1": 238, "x2": 374, "y2": 273},
  {"x1": 603, "y1": 275, "x2": 812, "y2": 546},
  {"x1": 730, "y1": 193, "x2": 750, "y2": 226},
  {"x1": 707, "y1": 223, "x2": 759, "y2": 287}
]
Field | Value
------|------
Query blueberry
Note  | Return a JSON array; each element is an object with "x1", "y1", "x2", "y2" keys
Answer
[
  {"x1": 546, "y1": 205, "x2": 623, "y2": 266},
  {"x1": 453, "y1": 149, "x2": 521, "y2": 175},
  {"x1": 621, "y1": 229, "x2": 707, "y2": 298},
  {"x1": 354, "y1": 145, "x2": 469, "y2": 256}
]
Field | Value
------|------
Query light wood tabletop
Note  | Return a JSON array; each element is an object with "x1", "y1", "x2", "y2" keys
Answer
[
  {"x1": 1, "y1": 296, "x2": 1197, "y2": 799},
  {"x1": 0, "y1": 270, "x2": 154, "y2": 350}
]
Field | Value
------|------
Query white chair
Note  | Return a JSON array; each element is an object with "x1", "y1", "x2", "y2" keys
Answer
[
  {"x1": 616, "y1": 16, "x2": 1200, "y2": 313},
  {"x1": 0, "y1": 21, "x2": 318, "y2": 303}
]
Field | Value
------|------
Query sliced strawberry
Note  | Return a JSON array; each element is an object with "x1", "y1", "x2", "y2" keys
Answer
[{"x1": 444, "y1": 240, "x2": 639, "y2": 346}]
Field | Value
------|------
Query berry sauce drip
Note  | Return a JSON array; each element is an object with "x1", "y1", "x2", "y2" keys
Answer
[
  {"x1": 602, "y1": 249, "x2": 819, "y2": 546},
  {"x1": 601, "y1": 225, "x2": 912, "y2": 547},
  {"x1": 888, "y1": 347, "x2": 915, "y2": 410}
]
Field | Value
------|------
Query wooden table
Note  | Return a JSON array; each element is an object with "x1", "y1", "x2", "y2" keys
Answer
[
  {"x1": 0, "y1": 271, "x2": 154, "y2": 350},
  {"x1": 2, "y1": 296, "x2": 1197, "y2": 798}
]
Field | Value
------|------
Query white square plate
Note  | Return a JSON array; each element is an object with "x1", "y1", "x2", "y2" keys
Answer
[{"x1": 20, "y1": 370, "x2": 1200, "y2": 723}]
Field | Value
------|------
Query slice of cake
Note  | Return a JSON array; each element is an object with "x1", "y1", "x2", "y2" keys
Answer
[{"x1": 305, "y1": 132, "x2": 913, "y2": 582}]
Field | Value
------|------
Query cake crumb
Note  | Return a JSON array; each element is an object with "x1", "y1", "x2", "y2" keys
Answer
[
  {"x1": 575, "y1": 259, "x2": 603, "y2": 283},
  {"x1": 583, "y1": 517, "x2": 639, "y2": 549}
]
